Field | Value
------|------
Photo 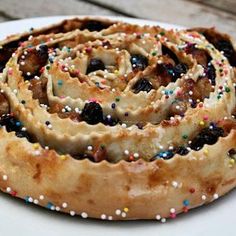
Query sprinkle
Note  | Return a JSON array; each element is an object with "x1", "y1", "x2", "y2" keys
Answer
[
  {"x1": 33, "y1": 143, "x2": 40, "y2": 149},
  {"x1": 115, "y1": 209, "x2": 121, "y2": 215},
  {"x1": 101, "y1": 214, "x2": 106, "y2": 220},
  {"x1": 111, "y1": 103, "x2": 116, "y2": 109},
  {"x1": 213, "y1": 193, "x2": 219, "y2": 199},
  {"x1": 170, "y1": 213, "x2": 176, "y2": 219},
  {"x1": 70, "y1": 211, "x2": 75, "y2": 216},
  {"x1": 87, "y1": 145, "x2": 93, "y2": 151},
  {"x1": 202, "y1": 195, "x2": 207, "y2": 200},
  {"x1": 183, "y1": 199, "x2": 190, "y2": 206},
  {"x1": 39, "y1": 195, "x2": 44, "y2": 200},
  {"x1": 121, "y1": 212, "x2": 127, "y2": 218},
  {"x1": 161, "y1": 218, "x2": 166, "y2": 223},
  {"x1": 156, "y1": 215, "x2": 161, "y2": 220},
  {"x1": 6, "y1": 187, "x2": 11, "y2": 193},
  {"x1": 115, "y1": 97, "x2": 120, "y2": 102},
  {"x1": 60, "y1": 155, "x2": 67, "y2": 160},
  {"x1": 133, "y1": 153, "x2": 139, "y2": 158},
  {"x1": 199, "y1": 121, "x2": 205, "y2": 126},
  {"x1": 57, "y1": 80, "x2": 63, "y2": 86},
  {"x1": 124, "y1": 150, "x2": 129, "y2": 155},
  {"x1": 182, "y1": 134, "x2": 188, "y2": 139},
  {"x1": 2, "y1": 175, "x2": 8, "y2": 181},
  {"x1": 62, "y1": 202, "x2": 68, "y2": 208},
  {"x1": 172, "y1": 181, "x2": 178, "y2": 188},
  {"x1": 203, "y1": 149, "x2": 209, "y2": 154},
  {"x1": 55, "y1": 206, "x2": 60, "y2": 211},
  {"x1": 170, "y1": 208, "x2": 175, "y2": 213},
  {"x1": 81, "y1": 212, "x2": 88, "y2": 218},
  {"x1": 108, "y1": 216, "x2": 113, "y2": 220},
  {"x1": 124, "y1": 207, "x2": 129, "y2": 212},
  {"x1": 34, "y1": 199, "x2": 39, "y2": 204}
]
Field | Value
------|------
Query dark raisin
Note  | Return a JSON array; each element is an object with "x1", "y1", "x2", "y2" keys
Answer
[
  {"x1": 86, "y1": 58, "x2": 105, "y2": 74},
  {"x1": 80, "y1": 20, "x2": 107, "y2": 32},
  {"x1": 15, "y1": 130, "x2": 31, "y2": 140},
  {"x1": 132, "y1": 78, "x2": 153, "y2": 94},
  {"x1": 73, "y1": 153, "x2": 95, "y2": 162},
  {"x1": 216, "y1": 40, "x2": 234, "y2": 59},
  {"x1": 162, "y1": 45, "x2": 179, "y2": 64},
  {"x1": 0, "y1": 115, "x2": 21, "y2": 132},
  {"x1": 175, "y1": 146, "x2": 189, "y2": 156},
  {"x1": 173, "y1": 63, "x2": 188, "y2": 79},
  {"x1": 81, "y1": 102, "x2": 103, "y2": 125},
  {"x1": 130, "y1": 54, "x2": 148, "y2": 71},
  {"x1": 190, "y1": 126, "x2": 224, "y2": 151},
  {"x1": 103, "y1": 116, "x2": 119, "y2": 126},
  {"x1": 206, "y1": 63, "x2": 216, "y2": 85}
]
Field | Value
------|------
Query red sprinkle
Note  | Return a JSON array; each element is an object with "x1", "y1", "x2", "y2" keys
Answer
[
  {"x1": 170, "y1": 213, "x2": 176, "y2": 219},
  {"x1": 183, "y1": 206, "x2": 188, "y2": 213},
  {"x1": 189, "y1": 188, "x2": 195, "y2": 194}
]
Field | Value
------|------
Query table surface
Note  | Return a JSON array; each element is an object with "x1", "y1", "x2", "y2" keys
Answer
[{"x1": 0, "y1": 0, "x2": 235, "y2": 39}]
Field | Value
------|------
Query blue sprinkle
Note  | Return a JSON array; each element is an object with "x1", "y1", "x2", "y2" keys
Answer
[
  {"x1": 16, "y1": 121, "x2": 21, "y2": 127},
  {"x1": 183, "y1": 199, "x2": 190, "y2": 206},
  {"x1": 46, "y1": 202, "x2": 54, "y2": 209},
  {"x1": 57, "y1": 80, "x2": 63, "y2": 86}
]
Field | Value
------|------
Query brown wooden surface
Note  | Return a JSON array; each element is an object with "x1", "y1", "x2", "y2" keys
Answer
[{"x1": 0, "y1": 0, "x2": 235, "y2": 39}]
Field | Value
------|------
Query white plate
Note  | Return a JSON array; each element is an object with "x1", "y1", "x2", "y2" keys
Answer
[{"x1": 0, "y1": 16, "x2": 235, "y2": 236}]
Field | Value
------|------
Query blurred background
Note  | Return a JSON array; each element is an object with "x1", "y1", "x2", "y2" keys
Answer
[{"x1": 0, "y1": 0, "x2": 235, "y2": 38}]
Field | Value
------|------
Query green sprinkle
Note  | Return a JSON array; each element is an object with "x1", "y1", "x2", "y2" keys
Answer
[
  {"x1": 100, "y1": 144, "x2": 106, "y2": 149},
  {"x1": 115, "y1": 97, "x2": 120, "y2": 102},
  {"x1": 182, "y1": 134, "x2": 188, "y2": 139},
  {"x1": 225, "y1": 87, "x2": 230, "y2": 93},
  {"x1": 151, "y1": 51, "x2": 157, "y2": 56},
  {"x1": 46, "y1": 65, "x2": 50, "y2": 70},
  {"x1": 160, "y1": 31, "x2": 165, "y2": 36},
  {"x1": 217, "y1": 95, "x2": 221, "y2": 99}
]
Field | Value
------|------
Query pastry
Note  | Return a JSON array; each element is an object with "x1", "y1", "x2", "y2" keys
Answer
[{"x1": 0, "y1": 17, "x2": 235, "y2": 221}]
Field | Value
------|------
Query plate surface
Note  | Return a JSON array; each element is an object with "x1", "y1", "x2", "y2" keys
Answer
[{"x1": 0, "y1": 16, "x2": 235, "y2": 236}]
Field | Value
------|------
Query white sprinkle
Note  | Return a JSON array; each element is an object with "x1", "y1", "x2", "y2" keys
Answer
[
  {"x1": 101, "y1": 214, "x2": 106, "y2": 220},
  {"x1": 202, "y1": 195, "x2": 207, "y2": 200},
  {"x1": 170, "y1": 208, "x2": 176, "y2": 213},
  {"x1": 6, "y1": 187, "x2": 11, "y2": 193},
  {"x1": 2, "y1": 175, "x2": 8, "y2": 181},
  {"x1": 26, "y1": 72, "x2": 31, "y2": 76},
  {"x1": 39, "y1": 195, "x2": 44, "y2": 200},
  {"x1": 161, "y1": 218, "x2": 166, "y2": 223},
  {"x1": 213, "y1": 193, "x2": 219, "y2": 199},
  {"x1": 115, "y1": 209, "x2": 121, "y2": 215},
  {"x1": 81, "y1": 212, "x2": 88, "y2": 218},
  {"x1": 20, "y1": 61, "x2": 25, "y2": 66},
  {"x1": 44, "y1": 146, "x2": 49, "y2": 150},
  {"x1": 121, "y1": 212, "x2": 127, "y2": 218},
  {"x1": 121, "y1": 123, "x2": 127, "y2": 128},
  {"x1": 55, "y1": 206, "x2": 60, "y2": 211},
  {"x1": 176, "y1": 105, "x2": 180, "y2": 110},
  {"x1": 87, "y1": 145, "x2": 93, "y2": 151},
  {"x1": 70, "y1": 211, "x2": 75, "y2": 216},
  {"x1": 156, "y1": 215, "x2": 161, "y2": 220},
  {"x1": 62, "y1": 202, "x2": 68, "y2": 208},
  {"x1": 172, "y1": 181, "x2": 178, "y2": 188},
  {"x1": 189, "y1": 91, "x2": 193, "y2": 95},
  {"x1": 34, "y1": 150, "x2": 40, "y2": 156},
  {"x1": 159, "y1": 145, "x2": 163, "y2": 149},
  {"x1": 107, "y1": 115, "x2": 111, "y2": 119},
  {"x1": 28, "y1": 197, "x2": 33, "y2": 203},
  {"x1": 124, "y1": 150, "x2": 129, "y2": 155},
  {"x1": 47, "y1": 124, "x2": 52, "y2": 129},
  {"x1": 50, "y1": 206, "x2": 55, "y2": 211},
  {"x1": 157, "y1": 60, "x2": 162, "y2": 64},
  {"x1": 33, "y1": 199, "x2": 39, "y2": 204},
  {"x1": 21, "y1": 127, "x2": 27, "y2": 131},
  {"x1": 108, "y1": 216, "x2": 113, "y2": 220},
  {"x1": 13, "y1": 89, "x2": 18, "y2": 94},
  {"x1": 133, "y1": 153, "x2": 139, "y2": 158}
]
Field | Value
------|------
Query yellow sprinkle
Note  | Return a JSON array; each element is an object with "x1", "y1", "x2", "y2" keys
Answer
[
  {"x1": 60, "y1": 155, "x2": 67, "y2": 160},
  {"x1": 114, "y1": 70, "x2": 119, "y2": 75},
  {"x1": 33, "y1": 143, "x2": 40, "y2": 149},
  {"x1": 199, "y1": 121, "x2": 205, "y2": 126},
  {"x1": 124, "y1": 207, "x2": 129, "y2": 212},
  {"x1": 229, "y1": 159, "x2": 235, "y2": 165},
  {"x1": 203, "y1": 149, "x2": 209, "y2": 155}
]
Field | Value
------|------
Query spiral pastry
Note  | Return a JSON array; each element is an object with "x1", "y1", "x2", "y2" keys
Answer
[{"x1": 0, "y1": 17, "x2": 235, "y2": 221}]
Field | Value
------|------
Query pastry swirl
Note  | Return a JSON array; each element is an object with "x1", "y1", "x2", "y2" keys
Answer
[{"x1": 0, "y1": 17, "x2": 235, "y2": 221}]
